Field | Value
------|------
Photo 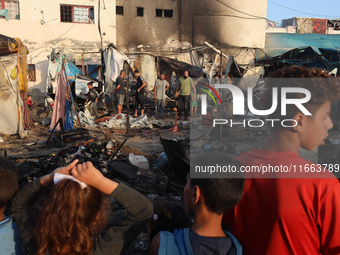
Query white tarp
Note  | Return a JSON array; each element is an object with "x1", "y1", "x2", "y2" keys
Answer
[
  {"x1": 104, "y1": 47, "x2": 129, "y2": 85},
  {"x1": 75, "y1": 74, "x2": 99, "y2": 99},
  {"x1": 76, "y1": 109, "x2": 95, "y2": 127},
  {"x1": 140, "y1": 54, "x2": 157, "y2": 91},
  {"x1": 0, "y1": 54, "x2": 19, "y2": 134},
  {"x1": 100, "y1": 114, "x2": 154, "y2": 129}
]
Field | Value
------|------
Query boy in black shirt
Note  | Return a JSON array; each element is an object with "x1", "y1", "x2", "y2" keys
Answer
[
  {"x1": 85, "y1": 81, "x2": 99, "y2": 119},
  {"x1": 113, "y1": 70, "x2": 126, "y2": 114},
  {"x1": 134, "y1": 70, "x2": 147, "y2": 117}
]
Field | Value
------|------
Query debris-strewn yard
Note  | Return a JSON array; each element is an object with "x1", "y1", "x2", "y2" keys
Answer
[{"x1": 1, "y1": 114, "x2": 339, "y2": 254}]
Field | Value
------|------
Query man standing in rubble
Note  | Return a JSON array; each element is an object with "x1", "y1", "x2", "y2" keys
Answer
[
  {"x1": 176, "y1": 70, "x2": 193, "y2": 120},
  {"x1": 154, "y1": 73, "x2": 170, "y2": 119},
  {"x1": 134, "y1": 70, "x2": 147, "y2": 117},
  {"x1": 85, "y1": 81, "x2": 100, "y2": 119},
  {"x1": 113, "y1": 70, "x2": 125, "y2": 114}
]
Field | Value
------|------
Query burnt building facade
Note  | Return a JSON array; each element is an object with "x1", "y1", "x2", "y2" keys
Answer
[{"x1": 115, "y1": 0, "x2": 267, "y2": 52}]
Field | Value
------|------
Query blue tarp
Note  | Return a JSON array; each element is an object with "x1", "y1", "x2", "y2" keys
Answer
[{"x1": 256, "y1": 33, "x2": 340, "y2": 60}]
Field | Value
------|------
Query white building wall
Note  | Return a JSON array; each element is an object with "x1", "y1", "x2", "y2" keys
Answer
[{"x1": 0, "y1": 0, "x2": 116, "y2": 96}]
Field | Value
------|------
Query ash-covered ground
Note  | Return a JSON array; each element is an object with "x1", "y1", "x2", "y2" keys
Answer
[{"x1": 1, "y1": 115, "x2": 339, "y2": 254}]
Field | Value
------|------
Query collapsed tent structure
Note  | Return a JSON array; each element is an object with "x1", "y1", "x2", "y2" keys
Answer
[
  {"x1": 0, "y1": 34, "x2": 33, "y2": 137},
  {"x1": 256, "y1": 33, "x2": 340, "y2": 75}
]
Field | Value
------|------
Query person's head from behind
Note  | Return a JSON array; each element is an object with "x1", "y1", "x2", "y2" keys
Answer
[
  {"x1": 34, "y1": 179, "x2": 110, "y2": 255},
  {"x1": 185, "y1": 153, "x2": 244, "y2": 216},
  {"x1": 148, "y1": 201, "x2": 191, "y2": 241},
  {"x1": 0, "y1": 157, "x2": 18, "y2": 212},
  {"x1": 263, "y1": 65, "x2": 340, "y2": 150}
]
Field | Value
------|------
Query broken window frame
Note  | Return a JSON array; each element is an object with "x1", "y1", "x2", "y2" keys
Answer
[
  {"x1": 0, "y1": 0, "x2": 20, "y2": 20},
  {"x1": 136, "y1": 7, "x2": 144, "y2": 17},
  {"x1": 155, "y1": 8, "x2": 174, "y2": 18},
  {"x1": 155, "y1": 9, "x2": 163, "y2": 17},
  {"x1": 60, "y1": 4, "x2": 94, "y2": 24},
  {"x1": 28, "y1": 64, "x2": 36, "y2": 82},
  {"x1": 116, "y1": 5, "x2": 124, "y2": 16},
  {"x1": 164, "y1": 9, "x2": 173, "y2": 18}
]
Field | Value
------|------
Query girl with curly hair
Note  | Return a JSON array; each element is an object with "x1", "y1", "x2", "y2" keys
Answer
[{"x1": 12, "y1": 160, "x2": 153, "y2": 255}]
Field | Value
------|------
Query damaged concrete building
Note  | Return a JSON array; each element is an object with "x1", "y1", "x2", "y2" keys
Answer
[
  {"x1": 0, "y1": 0, "x2": 116, "y2": 97},
  {"x1": 0, "y1": 0, "x2": 269, "y2": 102},
  {"x1": 116, "y1": 0, "x2": 267, "y2": 52},
  {"x1": 115, "y1": 0, "x2": 268, "y2": 89}
]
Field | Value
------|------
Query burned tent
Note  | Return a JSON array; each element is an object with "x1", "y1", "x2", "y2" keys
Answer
[
  {"x1": 157, "y1": 56, "x2": 204, "y2": 78},
  {"x1": 157, "y1": 56, "x2": 204, "y2": 96},
  {"x1": 258, "y1": 46, "x2": 340, "y2": 75},
  {"x1": 256, "y1": 33, "x2": 340, "y2": 75},
  {"x1": 0, "y1": 34, "x2": 33, "y2": 136}
]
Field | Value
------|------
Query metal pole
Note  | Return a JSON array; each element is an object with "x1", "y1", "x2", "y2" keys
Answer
[
  {"x1": 82, "y1": 53, "x2": 85, "y2": 75},
  {"x1": 125, "y1": 61, "x2": 130, "y2": 137}
]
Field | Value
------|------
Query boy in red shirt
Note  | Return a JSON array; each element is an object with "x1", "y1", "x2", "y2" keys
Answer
[
  {"x1": 27, "y1": 95, "x2": 34, "y2": 108},
  {"x1": 223, "y1": 65, "x2": 340, "y2": 255}
]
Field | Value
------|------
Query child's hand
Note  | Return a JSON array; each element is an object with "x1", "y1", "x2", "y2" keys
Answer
[
  {"x1": 71, "y1": 161, "x2": 119, "y2": 194},
  {"x1": 71, "y1": 161, "x2": 104, "y2": 187},
  {"x1": 40, "y1": 159, "x2": 79, "y2": 187},
  {"x1": 54, "y1": 159, "x2": 79, "y2": 175}
]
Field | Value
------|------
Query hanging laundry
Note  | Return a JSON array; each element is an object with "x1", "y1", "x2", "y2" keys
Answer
[
  {"x1": 296, "y1": 18, "x2": 314, "y2": 34},
  {"x1": 313, "y1": 19, "x2": 327, "y2": 34},
  {"x1": 49, "y1": 70, "x2": 67, "y2": 131}
]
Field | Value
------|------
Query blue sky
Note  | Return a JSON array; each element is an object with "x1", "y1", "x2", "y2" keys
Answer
[{"x1": 266, "y1": 0, "x2": 340, "y2": 26}]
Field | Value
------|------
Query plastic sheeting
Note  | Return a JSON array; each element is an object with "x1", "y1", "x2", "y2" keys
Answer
[
  {"x1": 100, "y1": 114, "x2": 154, "y2": 129},
  {"x1": 75, "y1": 74, "x2": 100, "y2": 99},
  {"x1": 0, "y1": 54, "x2": 19, "y2": 134},
  {"x1": 0, "y1": 9, "x2": 9, "y2": 21},
  {"x1": 49, "y1": 70, "x2": 67, "y2": 131},
  {"x1": 259, "y1": 46, "x2": 340, "y2": 72},
  {"x1": 140, "y1": 54, "x2": 157, "y2": 91},
  {"x1": 104, "y1": 47, "x2": 128, "y2": 84},
  {"x1": 256, "y1": 33, "x2": 340, "y2": 61},
  {"x1": 157, "y1": 56, "x2": 204, "y2": 78},
  {"x1": 0, "y1": 36, "x2": 31, "y2": 136},
  {"x1": 76, "y1": 109, "x2": 95, "y2": 127},
  {"x1": 46, "y1": 50, "x2": 81, "y2": 95}
]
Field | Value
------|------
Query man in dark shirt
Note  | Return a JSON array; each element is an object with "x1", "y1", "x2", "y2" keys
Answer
[
  {"x1": 134, "y1": 70, "x2": 147, "y2": 117},
  {"x1": 85, "y1": 81, "x2": 99, "y2": 119},
  {"x1": 113, "y1": 70, "x2": 125, "y2": 114}
]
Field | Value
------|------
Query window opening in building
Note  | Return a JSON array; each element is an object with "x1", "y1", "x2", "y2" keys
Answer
[
  {"x1": 60, "y1": 5, "x2": 94, "y2": 24},
  {"x1": 137, "y1": 7, "x2": 144, "y2": 17},
  {"x1": 164, "y1": 9, "x2": 173, "y2": 18},
  {"x1": 28, "y1": 64, "x2": 36, "y2": 82},
  {"x1": 116, "y1": 6, "x2": 124, "y2": 15},
  {"x1": 0, "y1": 0, "x2": 20, "y2": 20},
  {"x1": 156, "y1": 9, "x2": 162, "y2": 17}
]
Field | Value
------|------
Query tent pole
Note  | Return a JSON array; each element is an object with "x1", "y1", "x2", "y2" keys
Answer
[
  {"x1": 82, "y1": 53, "x2": 85, "y2": 75},
  {"x1": 16, "y1": 47, "x2": 20, "y2": 133},
  {"x1": 125, "y1": 61, "x2": 130, "y2": 137},
  {"x1": 63, "y1": 63, "x2": 82, "y2": 128}
]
